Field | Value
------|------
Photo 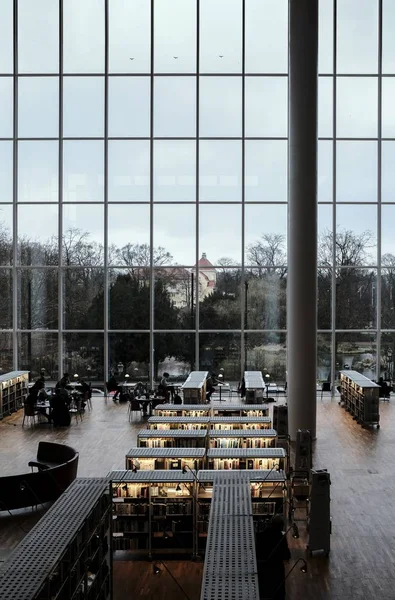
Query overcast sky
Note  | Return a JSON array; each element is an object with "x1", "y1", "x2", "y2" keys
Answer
[{"x1": 0, "y1": 0, "x2": 395, "y2": 266}]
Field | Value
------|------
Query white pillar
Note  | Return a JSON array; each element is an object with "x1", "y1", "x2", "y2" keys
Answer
[{"x1": 287, "y1": 0, "x2": 318, "y2": 440}]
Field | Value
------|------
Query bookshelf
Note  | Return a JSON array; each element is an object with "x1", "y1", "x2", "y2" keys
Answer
[
  {"x1": 147, "y1": 416, "x2": 210, "y2": 430},
  {"x1": 125, "y1": 448, "x2": 206, "y2": 471},
  {"x1": 211, "y1": 403, "x2": 269, "y2": 417},
  {"x1": 137, "y1": 429, "x2": 207, "y2": 448},
  {"x1": 206, "y1": 448, "x2": 286, "y2": 472},
  {"x1": 0, "y1": 478, "x2": 112, "y2": 600},
  {"x1": 181, "y1": 371, "x2": 208, "y2": 404},
  {"x1": 0, "y1": 370, "x2": 29, "y2": 419},
  {"x1": 339, "y1": 370, "x2": 380, "y2": 428},
  {"x1": 208, "y1": 429, "x2": 277, "y2": 449},
  {"x1": 153, "y1": 404, "x2": 212, "y2": 417},
  {"x1": 244, "y1": 371, "x2": 265, "y2": 404},
  {"x1": 209, "y1": 416, "x2": 272, "y2": 430},
  {"x1": 109, "y1": 470, "x2": 196, "y2": 557},
  {"x1": 198, "y1": 470, "x2": 287, "y2": 532}
]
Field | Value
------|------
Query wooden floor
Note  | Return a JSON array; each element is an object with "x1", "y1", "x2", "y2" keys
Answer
[{"x1": 0, "y1": 393, "x2": 394, "y2": 599}]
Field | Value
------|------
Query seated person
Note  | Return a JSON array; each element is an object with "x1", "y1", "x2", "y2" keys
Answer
[
  {"x1": 106, "y1": 375, "x2": 121, "y2": 400},
  {"x1": 206, "y1": 373, "x2": 217, "y2": 402},
  {"x1": 157, "y1": 372, "x2": 170, "y2": 401},
  {"x1": 56, "y1": 373, "x2": 70, "y2": 390},
  {"x1": 378, "y1": 377, "x2": 390, "y2": 398},
  {"x1": 26, "y1": 381, "x2": 51, "y2": 422},
  {"x1": 50, "y1": 391, "x2": 71, "y2": 427}
]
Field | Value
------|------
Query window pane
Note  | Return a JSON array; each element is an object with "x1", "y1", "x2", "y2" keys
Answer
[
  {"x1": 336, "y1": 204, "x2": 377, "y2": 266},
  {"x1": 200, "y1": 77, "x2": 241, "y2": 137},
  {"x1": 154, "y1": 141, "x2": 196, "y2": 202},
  {"x1": 63, "y1": 333, "x2": 104, "y2": 380},
  {"x1": 200, "y1": 268, "x2": 241, "y2": 330},
  {"x1": 200, "y1": 0, "x2": 241, "y2": 73},
  {"x1": 319, "y1": 77, "x2": 333, "y2": 137},
  {"x1": 109, "y1": 335, "x2": 150, "y2": 384},
  {"x1": 382, "y1": 205, "x2": 395, "y2": 256},
  {"x1": 245, "y1": 77, "x2": 287, "y2": 137},
  {"x1": 0, "y1": 142, "x2": 13, "y2": 203},
  {"x1": 336, "y1": 268, "x2": 377, "y2": 329},
  {"x1": 64, "y1": 269, "x2": 104, "y2": 329},
  {"x1": 0, "y1": 270, "x2": 12, "y2": 328},
  {"x1": 318, "y1": 204, "x2": 333, "y2": 266},
  {"x1": 336, "y1": 78, "x2": 378, "y2": 138},
  {"x1": 318, "y1": 140, "x2": 333, "y2": 203},
  {"x1": 0, "y1": 1, "x2": 13, "y2": 73},
  {"x1": 18, "y1": 204, "x2": 58, "y2": 266},
  {"x1": 108, "y1": 204, "x2": 150, "y2": 266},
  {"x1": 154, "y1": 204, "x2": 196, "y2": 266},
  {"x1": 63, "y1": 141, "x2": 104, "y2": 202},
  {"x1": 18, "y1": 0, "x2": 58, "y2": 73},
  {"x1": 244, "y1": 271, "x2": 286, "y2": 330},
  {"x1": 0, "y1": 205, "x2": 13, "y2": 266},
  {"x1": 337, "y1": 0, "x2": 378, "y2": 74},
  {"x1": 382, "y1": 79, "x2": 395, "y2": 138},
  {"x1": 245, "y1": 205, "x2": 287, "y2": 267},
  {"x1": 0, "y1": 78, "x2": 13, "y2": 138},
  {"x1": 62, "y1": 205, "x2": 104, "y2": 266},
  {"x1": 336, "y1": 332, "x2": 376, "y2": 380},
  {"x1": 199, "y1": 333, "x2": 241, "y2": 383},
  {"x1": 317, "y1": 333, "x2": 331, "y2": 381},
  {"x1": 155, "y1": 0, "x2": 196, "y2": 73},
  {"x1": 382, "y1": 141, "x2": 395, "y2": 202},
  {"x1": 380, "y1": 334, "x2": 395, "y2": 379},
  {"x1": 318, "y1": 270, "x2": 331, "y2": 330},
  {"x1": 245, "y1": 0, "x2": 287, "y2": 74},
  {"x1": 245, "y1": 334, "x2": 286, "y2": 382},
  {"x1": 63, "y1": 0, "x2": 104, "y2": 73},
  {"x1": 245, "y1": 141, "x2": 287, "y2": 202},
  {"x1": 155, "y1": 333, "x2": 195, "y2": 379},
  {"x1": 18, "y1": 269, "x2": 58, "y2": 329},
  {"x1": 18, "y1": 141, "x2": 58, "y2": 202},
  {"x1": 336, "y1": 141, "x2": 377, "y2": 202},
  {"x1": 0, "y1": 333, "x2": 13, "y2": 371},
  {"x1": 383, "y1": 0, "x2": 395, "y2": 73},
  {"x1": 109, "y1": 0, "x2": 150, "y2": 73},
  {"x1": 154, "y1": 268, "x2": 194, "y2": 329},
  {"x1": 319, "y1": 0, "x2": 333, "y2": 74},
  {"x1": 63, "y1": 77, "x2": 104, "y2": 137},
  {"x1": 109, "y1": 77, "x2": 150, "y2": 137},
  {"x1": 108, "y1": 141, "x2": 149, "y2": 202},
  {"x1": 200, "y1": 204, "x2": 241, "y2": 265},
  {"x1": 19, "y1": 332, "x2": 59, "y2": 379},
  {"x1": 154, "y1": 77, "x2": 196, "y2": 137},
  {"x1": 109, "y1": 269, "x2": 149, "y2": 329},
  {"x1": 199, "y1": 141, "x2": 241, "y2": 202},
  {"x1": 18, "y1": 77, "x2": 58, "y2": 138},
  {"x1": 382, "y1": 281, "x2": 395, "y2": 329}
]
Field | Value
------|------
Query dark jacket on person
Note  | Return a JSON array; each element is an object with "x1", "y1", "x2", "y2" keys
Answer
[
  {"x1": 50, "y1": 393, "x2": 71, "y2": 427},
  {"x1": 256, "y1": 524, "x2": 291, "y2": 600}
]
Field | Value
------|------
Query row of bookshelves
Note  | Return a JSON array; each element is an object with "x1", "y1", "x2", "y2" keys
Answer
[{"x1": 0, "y1": 371, "x2": 29, "y2": 418}]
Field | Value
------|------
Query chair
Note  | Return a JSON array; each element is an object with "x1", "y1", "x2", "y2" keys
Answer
[
  {"x1": 128, "y1": 399, "x2": 143, "y2": 422},
  {"x1": 22, "y1": 403, "x2": 38, "y2": 428},
  {"x1": 69, "y1": 399, "x2": 84, "y2": 423},
  {"x1": 320, "y1": 381, "x2": 331, "y2": 400}
]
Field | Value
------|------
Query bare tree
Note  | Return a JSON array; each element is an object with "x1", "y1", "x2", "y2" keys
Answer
[
  {"x1": 318, "y1": 228, "x2": 375, "y2": 267},
  {"x1": 247, "y1": 233, "x2": 286, "y2": 277}
]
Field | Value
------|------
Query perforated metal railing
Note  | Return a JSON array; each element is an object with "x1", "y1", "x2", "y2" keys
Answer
[
  {"x1": 200, "y1": 473, "x2": 260, "y2": 600},
  {"x1": 0, "y1": 478, "x2": 110, "y2": 600}
]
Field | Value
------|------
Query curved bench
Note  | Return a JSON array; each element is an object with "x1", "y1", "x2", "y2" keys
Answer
[{"x1": 0, "y1": 442, "x2": 79, "y2": 512}]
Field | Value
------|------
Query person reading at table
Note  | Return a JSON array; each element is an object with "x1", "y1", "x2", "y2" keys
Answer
[{"x1": 26, "y1": 381, "x2": 51, "y2": 423}]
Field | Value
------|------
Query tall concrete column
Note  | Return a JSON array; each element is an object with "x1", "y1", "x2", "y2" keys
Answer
[{"x1": 287, "y1": 0, "x2": 318, "y2": 440}]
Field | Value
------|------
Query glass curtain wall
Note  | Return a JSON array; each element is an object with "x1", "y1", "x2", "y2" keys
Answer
[{"x1": 0, "y1": 0, "x2": 394, "y2": 386}]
